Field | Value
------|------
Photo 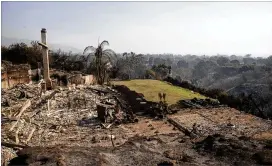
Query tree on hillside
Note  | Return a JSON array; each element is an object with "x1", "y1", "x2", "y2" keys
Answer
[
  {"x1": 148, "y1": 56, "x2": 154, "y2": 66},
  {"x1": 166, "y1": 58, "x2": 173, "y2": 66},
  {"x1": 83, "y1": 40, "x2": 116, "y2": 85},
  {"x1": 119, "y1": 52, "x2": 146, "y2": 79},
  {"x1": 230, "y1": 60, "x2": 240, "y2": 66},
  {"x1": 151, "y1": 64, "x2": 170, "y2": 80},
  {"x1": 177, "y1": 60, "x2": 189, "y2": 68},
  {"x1": 243, "y1": 57, "x2": 256, "y2": 65},
  {"x1": 2, "y1": 43, "x2": 28, "y2": 64},
  {"x1": 122, "y1": 52, "x2": 135, "y2": 79},
  {"x1": 50, "y1": 49, "x2": 70, "y2": 70},
  {"x1": 26, "y1": 41, "x2": 43, "y2": 68},
  {"x1": 230, "y1": 55, "x2": 238, "y2": 60},
  {"x1": 1, "y1": 41, "x2": 43, "y2": 69},
  {"x1": 265, "y1": 56, "x2": 272, "y2": 67},
  {"x1": 1, "y1": 46, "x2": 8, "y2": 57},
  {"x1": 154, "y1": 57, "x2": 166, "y2": 66},
  {"x1": 193, "y1": 60, "x2": 218, "y2": 79},
  {"x1": 245, "y1": 54, "x2": 252, "y2": 58},
  {"x1": 216, "y1": 56, "x2": 229, "y2": 66}
]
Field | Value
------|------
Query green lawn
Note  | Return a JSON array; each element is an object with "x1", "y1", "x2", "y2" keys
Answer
[{"x1": 113, "y1": 79, "x2": 206, "y2": 105}]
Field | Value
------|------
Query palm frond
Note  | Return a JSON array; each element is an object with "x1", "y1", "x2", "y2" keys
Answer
[
  {"x1": 122, "y1": 52, "x2": 128, "y2": 56},
  {"x1": 103, "y1": 49, "x2": 116, "y2": 59},
  {"x1": 101, "y1": 53, "x2": 113, "y2": 63},
  {"x1": 83, "y1": 46, "x2": 96, "y2": 55},
  {"x1": 100, "y1": 40, "x2": 109, "y2": 49},
  {"x1": 86, "y1": 53, "x2": 95, "y2": 62},
  {"x1": 136, "y1": 54, "x2": 143, "y2": 58}
]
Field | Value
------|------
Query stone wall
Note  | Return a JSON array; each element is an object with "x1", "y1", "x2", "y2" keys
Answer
[{"x1": 1, "y1": 61, "x2": 31, "y2": 89}]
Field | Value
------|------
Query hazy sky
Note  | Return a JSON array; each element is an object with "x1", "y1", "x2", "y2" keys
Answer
[{"x1": 2, "y1": 2, "x2": 272, "y2": 56}]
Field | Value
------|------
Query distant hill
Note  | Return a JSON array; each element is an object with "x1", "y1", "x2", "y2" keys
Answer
[{"x1": 1, "y1": 36, "x2": 82, "y2": 54}]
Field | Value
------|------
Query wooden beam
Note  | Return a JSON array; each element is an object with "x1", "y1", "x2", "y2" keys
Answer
[
  {"x1": 167, "y1": 117, "x2": 197, "y2": 138},
  {"x1": 1, "y1": 141, "x2": 29, "y2": 149},
  {"x1": 10, "y1": 100, "x2": 31, "y2": 132}
]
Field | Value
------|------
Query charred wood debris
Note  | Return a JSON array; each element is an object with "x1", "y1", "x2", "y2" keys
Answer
[
  {"x1": 1, "y1": 83, "x2": 225, "y2": 140},
  {"x1": 0, "y1": 82, "x2": 227, "y2": 164},
  {"x1": 2, "y1": 82, "x2": 272, "y2": 166}
]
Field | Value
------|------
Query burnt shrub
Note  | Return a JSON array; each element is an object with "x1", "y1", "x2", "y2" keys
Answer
[
  {"x1": 163, "y1": 76, "x2": 270, "y2": 119},
  {"x1": 60, "y1": 75, "x2": 68, "y2": 86},
  {"x1": 32, "y1": 72, "x2": 40, "y2": 82},
  {"x1": 217, "y1": 92, "x2": 242, "y2": 108},
  {"x1": 51, "y1": 73, "x2": 62, "y2": 86},
  {"x1": 117, "y1": 72, "x2": 130, "y2": 81},
  {"x1": 205, "y1": 89, "x2": 224, "y2": 99},
  {"x1": 239, "y1": 65, "x2": 254, "y2": 73},
  {"x1": 163, "y1": 77, "x2": 223, "y2": 99}
]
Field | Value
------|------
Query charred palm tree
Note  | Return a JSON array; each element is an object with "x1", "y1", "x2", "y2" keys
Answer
[{"x1": 83, "y1": 40, "x2": 116, "y2": 85}]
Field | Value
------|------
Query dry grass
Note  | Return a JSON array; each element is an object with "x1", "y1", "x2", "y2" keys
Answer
[{"x1": 113, "y1": 79, "x2": 206, "y2": 104}]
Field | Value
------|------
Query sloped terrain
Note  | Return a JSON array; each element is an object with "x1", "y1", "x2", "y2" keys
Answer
[
  {"x1": 1, "y1": 82, "x2": 272, "y2": 166},
  {"x1": 113, "y1": 79, "x2": 206, "y2": 104}
]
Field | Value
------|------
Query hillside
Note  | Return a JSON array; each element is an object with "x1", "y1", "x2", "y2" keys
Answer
[{"x1": 113, "y1": 79, "x2": 206, "y2": 104}]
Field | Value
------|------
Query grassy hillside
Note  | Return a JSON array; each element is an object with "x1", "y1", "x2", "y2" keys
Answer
[{"x1": 113, "y1": 79, "x2": 206, "y2": 104}]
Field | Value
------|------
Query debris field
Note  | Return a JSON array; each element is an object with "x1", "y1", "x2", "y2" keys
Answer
[{"x1": 1, "y1": 83, "x2": 272, "y2": 166}]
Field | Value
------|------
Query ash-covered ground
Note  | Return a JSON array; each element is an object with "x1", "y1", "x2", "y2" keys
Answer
[{"x1": 1, "y1": 83, "x2": 272, "y2": 166}]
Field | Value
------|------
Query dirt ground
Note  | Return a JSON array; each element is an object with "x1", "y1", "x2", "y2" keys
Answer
[{"x1": 1, "y1": 84, "x2": 272, "y2": 166}]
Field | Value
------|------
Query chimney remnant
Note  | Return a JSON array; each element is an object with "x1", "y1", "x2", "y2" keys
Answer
[{"x1": 39, "y1": 28, "x2": 52, "y2": 90}]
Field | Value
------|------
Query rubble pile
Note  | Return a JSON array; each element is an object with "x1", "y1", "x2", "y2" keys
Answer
[
  {"x1": 1, "y1": 147, "x2": 17, "y2": 166},
  {"x1": 114, "y1": 85, "x2": 147, "y2": 112},
  {"x1": 1, "y1": 83, "x2": 40, "y2": 108},
  {"x1": 1, "y1": 84, "x2": 136, "y2": 150},
  {"x1": 1, "y1": 82, "x2": 272, "y2": 166}
]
